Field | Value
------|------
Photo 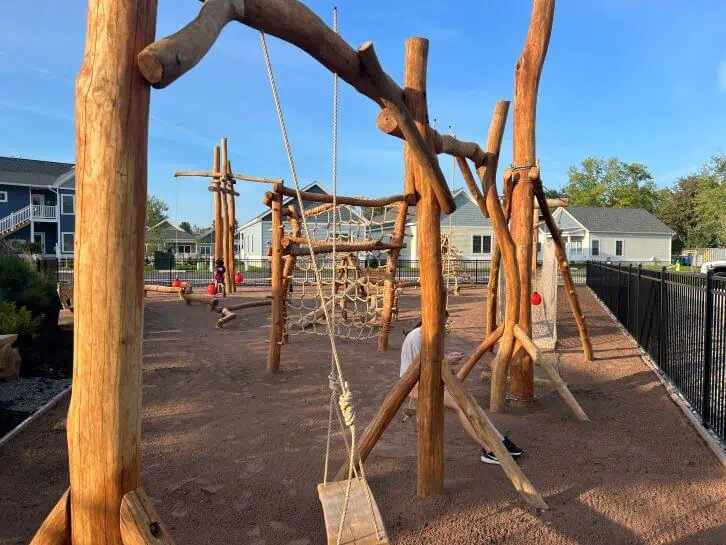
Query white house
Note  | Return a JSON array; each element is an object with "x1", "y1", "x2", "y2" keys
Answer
[{"x1": 539, "y1": 206, "x2": 674, "y2": 263}]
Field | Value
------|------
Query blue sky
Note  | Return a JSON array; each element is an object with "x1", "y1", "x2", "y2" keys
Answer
[{"x1": 1, "y1": 1, "x2": 724, "y2": 227}]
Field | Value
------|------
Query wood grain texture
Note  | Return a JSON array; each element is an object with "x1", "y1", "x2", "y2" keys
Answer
[
  {"x1": 274, "y1": 184, "x2": 408, "y2": 208},
  {"x1": 66, "y1": 1, "x2": 157, "y2": 543},
  {"x1": 402, "y1": 37, "x2": 446, "y2": 497},
  {"x1": 441, "y1": 362, "x2": 548, "y2": 510},
  {"x1": 456, "y1": 324, "x2": 504, "y2": 381},
  {"x1": 29, "y1": 489, "x2": 70, "y2": 545},
  {"x1": 334, "y1": 359, "x2": 421, "y2": 481},
  {"x1": 120, "y1": 487, "x2": 176, "y2": 545},
  {"x1": 509, "y1": 0, "x2": 555, "y2": 400},
  {"x1": 317, "y1": 479, "x2": 389, "y2": 545},
  {"x1": 377, "y1": 201, "x2": 409, "y2": 352},
  {"x1": 225, "y1": 161, "x2": 236, "y2": 292},
  {"x1": 267, "y1": 192, "x2": 284, "y2": 372},
  {"x1": 284, "y1": 238, "x2": 405, "y2": 256},
  {"x1": 358, "y1": 41, "x2": 455, "y2": 216},
  {"x1": 534, "y1": 186, "x2": 594, "y2": 361},
  {"x1": 213, "y1": 146, "x2": 223, "y2": 263},
  {"x1": 486, "y1": 174, "x2": 513, "y2": 341}
]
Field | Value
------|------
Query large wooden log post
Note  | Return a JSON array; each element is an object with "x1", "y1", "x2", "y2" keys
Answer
[
  {"x1": 404, "y1": 37, "x2": 446, "y2": 497},
  {"x1": 508, "y1": 0, "x2": 555, "y2": 401},
  {"x1": 485, "y1": 173, "x2": 513, "y2": 344},
  {"x1": 220, "y1": 139, "x2": 234, "y2": 290},
  {"x1": 226, "y1": 160, "x2": 237, "y2": 292},
  {"x1": 377, "y1": 201, "x2": 409, "y2": 352},
  {"x1": 212, "y1": 146, "x2": 223, "y2": 263},
  {"x1": 267, "y1": 191, "x2": 284, "y2": 372},
  {"x1": 63, "y1": 1, "x2": 157, "y2": 544}
]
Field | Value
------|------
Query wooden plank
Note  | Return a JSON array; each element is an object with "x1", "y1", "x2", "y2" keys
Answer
[
  {"x1": 29, "y1": 489, "x2": 70, "y2": 545},
  {"x1": 317, "y1": 479, "x2": 389, "y2": 545}
]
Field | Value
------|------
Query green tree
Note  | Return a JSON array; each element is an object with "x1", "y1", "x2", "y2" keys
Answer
[
  {"x1": 179, "y1": 221, "x2": 192, "y2": 233},
  {"x1": 564, "y1": 157, "x2": 659, "y2": 212},
  {"x1": 146, "y1": 195, "x2": 169, "y2": 229}
]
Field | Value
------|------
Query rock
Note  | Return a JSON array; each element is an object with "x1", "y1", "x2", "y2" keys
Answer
[{"x1": 0, "y1": 344, "x2": 21, "y2": 381}]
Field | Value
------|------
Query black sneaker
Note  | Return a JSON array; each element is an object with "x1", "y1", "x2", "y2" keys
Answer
[
  {"x1": 480, "y1": 449, "x2": 500, "y2": 465},
  {"x1": 503, "y1": 434, "x2": 524, "y2": 457}
]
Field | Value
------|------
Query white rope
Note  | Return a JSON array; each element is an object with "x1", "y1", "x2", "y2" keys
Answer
[{"x1": 259, "y1": 25, "x2": 381, "y2": 545}]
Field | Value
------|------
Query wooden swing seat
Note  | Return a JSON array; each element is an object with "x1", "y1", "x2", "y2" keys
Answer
[{"x1": 317, "y1": 478, "x2": 389, "y2": 545}]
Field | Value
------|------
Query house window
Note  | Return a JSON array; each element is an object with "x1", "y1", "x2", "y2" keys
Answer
[
  {"x1": 61, "y1": 194, "x2": 75, "y2": 215},
  {"x1": 615, "y1": 240, "x2": 624, "y2": 257},
  {"x1": 177, "y1": 244, "x2": 192, "y2": 254},
  {"x1": 200, "y1": 245, "x2": 211, "y2": 256},
  {"x1": 570, "y1": 240, "x2": 582, "y2": 256},
  {"x1": 0, "y1": 191, "x2": 7, "y2": 203},
  {"x1": 472, "y1": 234, "x2": 492, "y2": 254},
  {"x1": 62, "y1": 232, "x2": 74, "y2": 253},
  {"x1": 591, "y1": 239, "x2": 600, "y2": 257}
]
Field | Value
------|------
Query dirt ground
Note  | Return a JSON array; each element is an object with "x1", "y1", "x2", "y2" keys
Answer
[{"x1": 1, "y1": 287, "x2": 725, "y2": 545}]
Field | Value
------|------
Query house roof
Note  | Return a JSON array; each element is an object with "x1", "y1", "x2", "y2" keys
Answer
[
  {"x1": 147, "y1": 219, "x2": 197, "y2": 242},
  {"x1": 0, "y1": 156, "x2": 75, "y2": 188},
  {"x1": 563, "y1": 206, "x2": 674, "y2": 235}
]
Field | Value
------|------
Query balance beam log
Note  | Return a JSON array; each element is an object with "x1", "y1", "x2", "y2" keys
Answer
[
  {"x1": 216, "y1": 308, "x2": 236, "y2": 328},
  {"x1": 441, "y1": 361, "x2": 548, "y2": 511},
  {"x1": 120, "y1": 487, "x2": 176, "y2": 545},
  {"x1": 29, "y1": 489, "x2": 70, "y2": 545},
  {"x1": 480, "y1": 371, "x2": 553, "y2": 388},
  {"x1": 180, "y1": 288, "x2": 219, "y2": 311},
  {"x1": 377, "y1": 109, "x2": 487, "y2": 167},
  {"x1": 513, "y1": 325, "x2": 589, "y2": 421},
  {"x1": 334, "y1": 358, "x2": 421, "y2": 481},
  {"x1": 143, "y1": 284, "x2": 188, "y2": 295},
  {"x1": 215, "y1": 300, "x2": 272, "y2": 313}
]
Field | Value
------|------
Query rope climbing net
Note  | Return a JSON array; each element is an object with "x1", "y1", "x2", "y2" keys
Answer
[
  {"x1": 441, "y1": 234, "x2": 474, "y2": 296},
  {"x1": 285, "y1": 202, "x2": 406, "y2": 340},
  {"x1": 498, "y1": 237, "x2": 559, "y2": 351}
]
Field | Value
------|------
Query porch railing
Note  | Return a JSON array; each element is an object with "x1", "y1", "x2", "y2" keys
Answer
[
  {"x1": 32, "y1": 204, "x2": 57, "y2": 219},
  {"x1": 0, "y1": 205, "x2": 32, "y2": 234}
]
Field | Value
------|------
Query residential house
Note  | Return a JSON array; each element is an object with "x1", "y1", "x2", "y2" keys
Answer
[
  {"x1": 539, "y1": 206, "x2": 674, "y2": 262},
  {"x1": 145, "y1": 219, "x2": 199, "y2": 257},
  {"x1": 369, "y1": 189, "x2": 495, "y2": 261},
  {"x1": 197, "y1": 228, "x2": 240, "y2": 259},
  {"x1": 238, "y1": 182, "x2": 365, "y2": 259},
  {"x1": 0, "y1": 157, "x2": 76, "y2": 256}
]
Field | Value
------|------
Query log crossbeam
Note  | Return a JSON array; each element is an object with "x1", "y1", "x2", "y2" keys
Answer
[{"x1": 175, "y1": 169, "x2": 282, "y2": 185}]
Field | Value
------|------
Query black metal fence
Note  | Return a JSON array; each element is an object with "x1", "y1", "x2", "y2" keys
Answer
[{"x1": 586, "y1": 261, "x2": 726, "y2": 443}]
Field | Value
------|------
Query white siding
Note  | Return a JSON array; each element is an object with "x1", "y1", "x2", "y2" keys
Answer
[{"x1": 589, "y1": 232, "x2": 671, "y2": 262}]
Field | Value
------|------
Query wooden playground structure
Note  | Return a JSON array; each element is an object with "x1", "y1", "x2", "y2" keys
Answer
[{"x1": 30, "y1": 1, "x2": 599, "y2": 544}]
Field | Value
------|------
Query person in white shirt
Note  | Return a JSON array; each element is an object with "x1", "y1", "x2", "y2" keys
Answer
[{"x1": 400, "y1": 319, "x2": 524, "y2": 465}]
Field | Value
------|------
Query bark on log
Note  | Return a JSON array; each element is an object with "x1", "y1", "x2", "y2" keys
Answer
[
  {"x1": 120, "y1": 487, "x2": 176, "y2": 545},
  {"x1": 377, "y1": 109, "x2": 487, "y2": 167},
  {"x1": 456, "y1": 324, "x2": 504, "y2": 381},
  {"x1": 273, "y1": 184, "x2": 408, "y2": 208},
  {"x1": 358, "y1": 41, "x2": 455, "y2": 215},
  {"x1": 486, "y1": 174, "x2": 512, "y2": 342},
  {"x1": 534, "y1": 187, "x2": 594, "y2": 361},
  {"x1": 441, "y1": 361, "x2": 549, "y2": 510},
  {"x1": 212, "y1": 147, "x2": 224, "y2": 263},
  {"x1": 65, "y1": 1, "x2": 157, "y2": 543},
  {"x1": 508, "y1": 0, "x2": 555, "y2": 401},
  {"x1": 378, "y1": 201, "x2": 409, "y2": 352},
  {"x1": 334, "y1": 359, "x2": 421, "y2": 481},
  {"x1": 29, "y1": 489, "x2": 70, "y2": 545},
  {"x1": 401, "y1": 37, "x2": 446, "y2": 497},
  {"x1": 267, "y1": 193, "x2": 284, "y2": 372}
]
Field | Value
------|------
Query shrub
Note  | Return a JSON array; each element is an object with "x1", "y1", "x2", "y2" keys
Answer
[
  {"x1": 0, "y1": 302, "x2": 44, "y2": 339},
  {"x1": 0, "y1": 255, "x2": 58, "y2": 322}
]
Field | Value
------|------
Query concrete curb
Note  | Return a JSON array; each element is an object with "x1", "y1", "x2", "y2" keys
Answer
[
  {"x1": 587, "y1": 287, "x2": 726, "y2": 470},
  {"x1": 0, "y1": 385, "x2": 71, "y2": 450}
]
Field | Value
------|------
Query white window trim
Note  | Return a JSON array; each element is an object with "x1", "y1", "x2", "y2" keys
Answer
[
  {"x1": 615, "y1": 239, "x2": 625, "y2": 257},
  {"x1": 591, "y1": 238, "x2": 600, "y2": 257},
  {"x1": 0, "y1": 190, "x2": 7, "y2": 203},
  {"x1": 61, "y1": 193, "x2": 75, "y2": 215},
  {"x1": 471, "y1": 233, "x2": 493, "y2": 255},
  {"x1": 61, "y1": 231, "x2": 74, "y2": 254}
]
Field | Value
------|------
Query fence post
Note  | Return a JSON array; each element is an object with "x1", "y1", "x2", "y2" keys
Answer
[
  {"x1": 658, "y1": 266, "x2": 666, "y2": 367},
  {"x1": 702, "y1": 269, "x2": 714, "y2": 427}
]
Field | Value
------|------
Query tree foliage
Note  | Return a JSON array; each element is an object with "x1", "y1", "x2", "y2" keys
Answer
[
  {"x1": 179, "y1": 221, "x2": 192, "y2": 234},
  {"x1": 146, "y1": 195, "x2": 168, "y2": 229},
  {"x1": 563, "y1": 157, "x2": 659, "y2": 213}
]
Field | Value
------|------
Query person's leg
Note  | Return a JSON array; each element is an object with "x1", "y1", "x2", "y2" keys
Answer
[{"x1": 443, "y1": 390, "x2": 503, "y2": 450}]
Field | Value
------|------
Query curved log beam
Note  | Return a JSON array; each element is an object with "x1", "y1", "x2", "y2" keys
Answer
[
  {"x1": 271, "y1": 185, "x2": 410, "y2": 208},
  {"x1": 456, "y1": 324, "x2": 504, "y2": 381},
  {"x1": 358, "y1": 41, "x2": 455, "y2": 215},
  {"x1": 377, "y1": 109, "x2": 487, "y2": 167},
  {"x1": 285, "y1": 239, "x2": 405, "y2": 256}
]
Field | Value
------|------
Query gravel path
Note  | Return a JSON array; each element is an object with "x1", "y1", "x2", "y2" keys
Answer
[{"x1": 0, "y1": 288, "x2": 724, "y2": 545}]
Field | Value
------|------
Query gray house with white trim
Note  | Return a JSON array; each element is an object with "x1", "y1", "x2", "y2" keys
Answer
[
  {"x1": 0, "y1": 157, "x2": 76, "y2": 256},
  {"x1": 539, "y1": 206, "x2": 674, "y2": 262}
]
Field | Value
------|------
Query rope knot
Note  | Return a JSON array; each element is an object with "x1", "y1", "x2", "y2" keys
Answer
[
  {"x1": 338, "y1": 383, "x2": 355, "y2": 427},
  {"x1": 328, "y1": 372, "x2": 341, "y2": 393}
]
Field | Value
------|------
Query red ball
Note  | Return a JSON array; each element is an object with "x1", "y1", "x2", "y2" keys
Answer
[
  {"x1": 207, "y1": 283, "x2": 217, "y2": 295},
  {"x1": 531, "y1": 291, "x2": 542, "y2": 306},
  {"x1": 234, "y1": 272, "x2": 244, "y2": 285},
  {"x1": 171, "y1": 278, "x2": 182, "y2": 288}
]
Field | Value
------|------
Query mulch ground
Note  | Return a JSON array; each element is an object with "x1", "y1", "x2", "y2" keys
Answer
[{"x1": 1, "y1": 287, "x2": 724, "y2": 545}]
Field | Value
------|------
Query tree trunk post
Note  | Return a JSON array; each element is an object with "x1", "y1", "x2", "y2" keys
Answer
[
  {"x1": 219, "y1": 138, "x2": 232, "y2": 290},
  {"x1": 404, "y1": 37, "x2": 445, "y2": 497},
  {"x1": 64, "y1": 1, "x2": 157, "y2": 543},
  {"x1": 212, "y1": 146, "x2": 223, "y2": 262},
  {"x1": 226, "y1": 160, "x2": 236, "y2": 292},
  {"x1": 508, "y1": 0, "x2": 555, "y2": 401},
  {"x1": 378, "y1": 201, "x2": 409, "y2": 352},
  {"x1": 267, "y1": 191, "x2": 284, "y2": 372}
]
